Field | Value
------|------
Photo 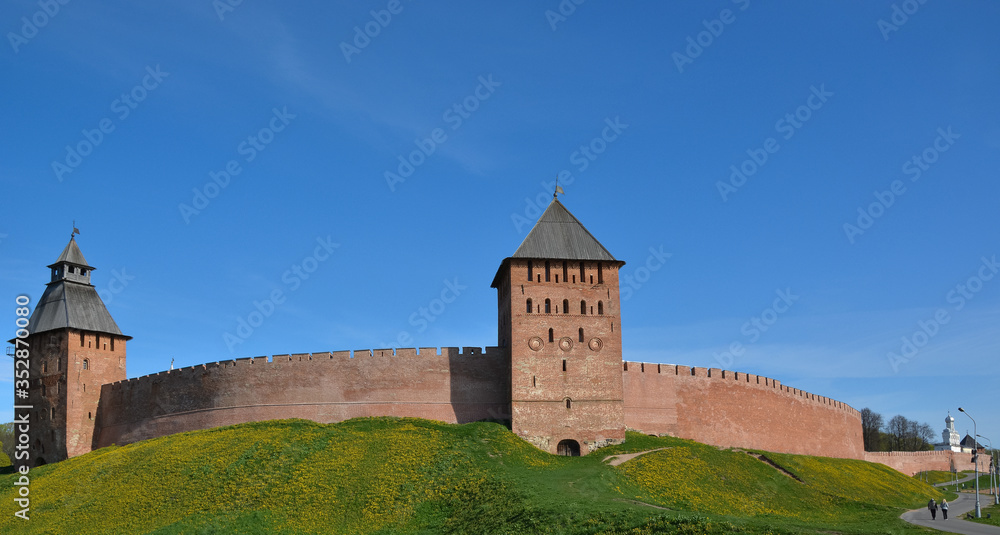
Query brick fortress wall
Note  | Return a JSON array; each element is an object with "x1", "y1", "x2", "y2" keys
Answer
[
  {"x1": 94, "y1": 350, "x2": 871, "y2": 460},
  {"x1": 864, "y1": 450, "x2": 992, "y2": 476},
  {"x1": 622, "y1": 363, "x2": 865, "y2": 460},
  {"x1": 94, "y1": 347, "x2": 508, "y2": 449}
]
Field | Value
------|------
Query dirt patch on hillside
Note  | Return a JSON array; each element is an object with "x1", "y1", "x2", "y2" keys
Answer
[
  {"x1": 737, "y1": 450, "x2": 803, "y2": 482},
  {"x1": 604, "y1": 448, "x2": 670, "y2": 466}
]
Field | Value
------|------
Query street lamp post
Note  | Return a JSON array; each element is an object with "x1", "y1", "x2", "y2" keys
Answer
[
  {"x1": 978, "y1": 434, "x2": 998, "y2": 505},
  {"x1": 960, "y1": 408, "x2": 982, "y2": 518},
  {"x1": 992, "y1": 443, "x2": 999, "y2": 506}
]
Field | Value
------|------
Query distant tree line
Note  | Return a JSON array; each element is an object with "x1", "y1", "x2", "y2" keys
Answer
[
  {"x1": 860, "y1": 408, "x2": 935, "y2": 452},
  {"x1": 0, "y1": 422, "x2": 13, "y2": 464}
]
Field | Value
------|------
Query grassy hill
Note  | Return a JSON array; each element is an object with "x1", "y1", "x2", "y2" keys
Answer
[
  {"x1": 914, "y1": 470, "x2": 970, "y2": 486},
  {"x1": 0, "y1": 418, "x2": 944, "y2": 534}
]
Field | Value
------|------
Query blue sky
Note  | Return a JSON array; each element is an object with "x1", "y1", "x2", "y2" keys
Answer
[{"x1": 2, "y1": 1, "x2": 998, "y2": 441}]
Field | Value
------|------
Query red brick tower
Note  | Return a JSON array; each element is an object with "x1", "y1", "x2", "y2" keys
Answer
[
  {"x1": 19, "y1": 237, "x2": 129, "y2": 465},
  {"x1": 491, "y1": 196, "x2": 626, "y2": 455}
]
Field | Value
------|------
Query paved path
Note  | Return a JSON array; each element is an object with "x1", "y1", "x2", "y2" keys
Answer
[
  {"x1": 935, "y1": 473, "x2": 979, "y2": 488},
  {"x1": 901, "y1": 493, "x2": 1000, "y2": 534}
]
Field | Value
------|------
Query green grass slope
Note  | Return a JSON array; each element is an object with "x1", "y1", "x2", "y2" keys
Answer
[
  {"x1": 0, "y1": 418, "x2": 944, "y2": 534},
  {"x1": 913, "y1": 470, "x2": 968, "y2": 486},
  {"x1": 969, "y1": 502, "x2": 1000, "y2": 526}
]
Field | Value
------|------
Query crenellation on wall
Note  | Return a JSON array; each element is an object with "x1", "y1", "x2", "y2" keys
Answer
[
  {"x1": 622, "y1": 360, "x2": 863, "y2": 459},
  {"x1": 864, "y1": 449, "x2": 991, "y2": 476},
  {"x1": 624, "y1": 363, "x2": 857, "y2": 416},
  {"x1": 94, "y1": 345, "x2": 512, "y2": 449}
]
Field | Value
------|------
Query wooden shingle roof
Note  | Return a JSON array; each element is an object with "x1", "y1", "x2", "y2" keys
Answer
[
  {"x1": 25, "y1": 238, "x2": 128, "y2": 338},
  {"x1": 49, "y1": 237, "x2": 91, "y2": 268},
  {"x1": 511, "y1": 198, "x2": 617, "y2": 261}
]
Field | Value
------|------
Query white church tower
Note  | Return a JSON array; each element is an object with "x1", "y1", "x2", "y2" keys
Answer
[{"x1": 935, "y1": 412, "x2": 962, "y2": 452}]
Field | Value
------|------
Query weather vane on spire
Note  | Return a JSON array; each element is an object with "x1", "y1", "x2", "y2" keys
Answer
[
  {"x1": 554, "y1": 175, "x2": 565, "y2": 199},
  {"x1": 72, "y1": 221, "x2": 81, "y2": 238}
]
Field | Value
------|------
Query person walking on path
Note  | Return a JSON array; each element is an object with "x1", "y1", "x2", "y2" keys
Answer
[
  {"x1": 942, "y1": 499, "x2": 949, "y2": 520},
  {"x1": 902, "y1": 492, "x2": 1000, "y2": 533},
  {"x1": 928, "y1": 499, "x2": 938, "y2": 520}
]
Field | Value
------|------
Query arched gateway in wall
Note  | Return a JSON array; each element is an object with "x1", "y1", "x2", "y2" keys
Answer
[{"x1": 557, "y1": 439, "x2": 581, "y2": 457}]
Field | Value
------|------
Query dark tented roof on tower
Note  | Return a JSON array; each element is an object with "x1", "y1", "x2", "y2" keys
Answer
[
  {"x1": 23, "y1": 237, "x2": 128, "y2": 338},
  {"x1": 961, "y1": 434, "x2": 984, "y2": 450},
  {"x1": 511, "y1": 198, "x2": 617, "y2": 261},
  {"x1": 27, "y1": 283, "x2": 125, "y2": 336},
  {"x1": 50, "y1": 237, "x2": 91, "y2": 267}
]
